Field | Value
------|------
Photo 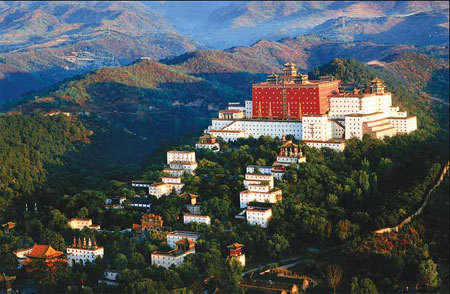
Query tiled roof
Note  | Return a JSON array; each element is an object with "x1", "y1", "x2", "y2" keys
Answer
[
  {"x1": 26, "y1": 244, "x2": 63, "y2": 259},
  {"x1": 227, "y1": 242, "x2": 244, "y2": 249}
]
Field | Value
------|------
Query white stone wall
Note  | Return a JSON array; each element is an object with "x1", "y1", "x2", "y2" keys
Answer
[
  {"x1": 230, "y1": 254, "x2": 246, "y2": 267},
  {"x1": 329, "y1": 93, "x2": 391, "y2": 118},
  {"x1": 248, "y1": 184, "x2": 270, "y2": 193},
  {"x1": 167, "y1": 151, "x2": 196, "y2": 164},
  {"x1": 246, "y1": 208, "x2": 272, "y2": 228},
  {"x1": 345, "y1": 112, "x2": 389, "y2": 140},
  {"x1": 331, "y1": 121, "x2": 345, "y2": 138},
  {"x1": 244, "y1": 174, "x2": 274, "y2": 189},
  {"x1": 329, "y1": 97, "x2": 360, "y2": 118},
  {"x1": 239, "y1": 189, "x2": 282, "y2": 208},
  {"x1": 151, "y1": 249, "x2": 194, "y2": 269},
  {"x1": 219, "y1": 111, "x2": 244, "y2": 119},
  {"x1": 68, "y1": 219, "x2": 93, "y2": 230},
  {"x1": 67, "y1": 247, "x2": 104, "y2": 266},
  {"x1": 246, "y1": 166, "x2": 272, "y2": 175},
  {"x1": 183, "y1": 214, "x2": 211, "y2": 225},
  {"x1": 148, "y1": 184, "x2": 171, "y2": 198},
  {"x1": 162, "y1": 177, "x2": 181, "y2": 184},
  {"x1": 195, "y1": 143, "x2": 220, "y2": 151},
  {"x1": 245, "y1": 100, "x2": 253, "y2": 118},
  {"x1": 209, "y1": 130, "x2": 248, "y2": 142},
  {"x1": 304, "y1": 141, "x2": 346, "y2": 152},
  {"x1": 377, "y1": 94, "x2": 392, "y2": 113},
  {"x1": 344, "y1": 116, "x2": 363, "y2": 140},
  {"x1": 301, "y1": 116, "x2": 332, "y2": 141},
  {"x1": 207, "y1": 119, "x2": 302, "y2": 142},
  {"x1": 389, "y1": 117, "x2": 417, "y2": 134},
  {"x1": 360, "y1": 96, "x2": 379, "y2": 114}
]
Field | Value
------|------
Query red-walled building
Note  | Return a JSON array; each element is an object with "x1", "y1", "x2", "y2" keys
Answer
[{"x1": 252, "y1": 63, "x2": 340, "y2": 120}]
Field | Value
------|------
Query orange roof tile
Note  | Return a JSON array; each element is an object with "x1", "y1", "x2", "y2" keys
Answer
[{"x1": 26, "y1": 244, "x2": 63, "y2": 259}]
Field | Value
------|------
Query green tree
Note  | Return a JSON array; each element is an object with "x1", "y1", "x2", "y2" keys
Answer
[
  {"x1": 49, "y1": 209, "x2": 68, "y2": 230},
  {"x1": 41, "y1": 230, "x2": 66, "y2": 251},
  {"x1": 113, "y1": 253, "x2": 128, "y2": 271},
  {"x1": 350, "y1": 277, "x2": 378, "y2": 294},
  {"x1": 418, "y1": 259, "x2": 440, "y2": 288},
  {"x1": 77, "y1": 207, "x2": 89, "y2": 218}
]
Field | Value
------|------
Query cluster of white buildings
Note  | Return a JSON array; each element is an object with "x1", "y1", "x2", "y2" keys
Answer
[
  {"x1": 67, "y1": 237, "x2": 104, "y2": 267},
  {"x1": 132, "y1": 151, "x2": 198, "y2": 198},
  {"x1": 243, "y1": 137, "x2": 305, "y2": 183},
  {"x1": 205, "y1": 107, "x2": 303, "y2": 142},
  {"x1": 202, "y1": 65, "x2": 417, "y2": 152},
  {"x1": 302, "y1": 79, "x2": 417, "y2": 151},
  {"x1": 148, "y1": 176, "x2": 184, "y2": 198},
  {"x1": 240, "y1": 172, "x2": 282, "y2": 209},
  {"x1": 237, "y1": 138, "x2": 308, "y2": 228}
]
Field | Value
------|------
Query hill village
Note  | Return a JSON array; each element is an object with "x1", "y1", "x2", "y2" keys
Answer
[{"x1": 4, "y1": 63, "x2": 420, "y2": 292}]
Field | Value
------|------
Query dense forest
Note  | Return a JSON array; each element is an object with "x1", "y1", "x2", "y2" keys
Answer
[
  {"x1": 0, "y1": 57, "x2": 448, "y2": 293},
  {"x1": 1, "y1": 132, "x2": 447, "y2": 293}
]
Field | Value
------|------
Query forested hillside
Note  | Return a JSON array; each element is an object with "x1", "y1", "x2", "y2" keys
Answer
[
  {"x1": 0, "y1": 114, "x2": 91, "y2": 214},
  {"x1": 0, "y1": 53, "x2": 448, "y2": 293},
  {"x1": 310, "y1": 58, "x2": 449, "y2": 133},
  {"x1": 8, "y1": 57, "x2": 448, "y2": 188},
  {"x1": 368, "y1": 52, "x2": 450, "y2": 101}
]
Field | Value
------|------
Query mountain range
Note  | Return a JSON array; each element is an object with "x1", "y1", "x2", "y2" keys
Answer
[
  {"x1": 0, "y1": 1, "x2": 448, "y2": 104},
  {"x1": 0, "y1": 1, "x2": 201, "y2": 102},
  {"x1": 146, "y1": 1, "x2": 448, "y2": 48}
]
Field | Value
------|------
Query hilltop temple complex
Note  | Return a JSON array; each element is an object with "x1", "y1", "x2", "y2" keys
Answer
[{"x1": 202, "y1": 63, "x2": 417, "y2": 151}]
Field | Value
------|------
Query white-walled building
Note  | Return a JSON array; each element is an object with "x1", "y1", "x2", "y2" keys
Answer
[
  {"x1": 128, "y1": 198, "x2": 152, "y2": 210},
  {"x1": 67, "y1": 218, "x2": 100, "y2": 230},
  {"x1": 148, "y1": 182, "x2": 172, "y2": 198},
  {"x1": 131, "y1": 181, "x2": 152, "y2": 188},
  {"x1": 273, "y1": 137, "x2": 306, "y2": 166},
  {"x1": 148, "y1": 176, "x2": 184, "y2": 198},
  {"x1": 206, "y1": 119, "x2": 303, "y2": 142},
  {"x1": 243, "y1": 173, "x2": 274, "y2": 189},
  {"x1": 67, "y1": 237, "x2": 104, "y2": 266},
  {"x1": 246, "y1": 204, "x2": 272, "y2": 228},
  {"x1": 227, "y1": 243, "x2": 246, "y2": 267},
  {"x1": 195, "y1": 134, "x2": 220, "y2": 152},
  {"x1": 301, "y1": 115, "x2": 332, "y2": 141},
  {"x1": 183, "y1": 213, "x2": 211, "y2": 225},
  {"x1": 245, "y1": 100, "x2": 253, "y2": 118},
  {"x1": 302, "y1": 78, "x2": 417, "y2": 151},
  {"x1": 204, "y1": 101, "x2": 303, "y2": 142},
  {"x1": 166, "y1": 151, "x2": 198, "y2": 175},
  {"x1": 167, "y1": 150, "x2": 196, "y2": 165},
  {"x1": 219, "y1": 109, "x2": 245, "y2": 119},
  {"x1": 203, "y1": 75, "x2": 417, "y2": 151},
  {"x1": 389, "y1": 116, "x2": 418, "y2": 134},
  {"x1": 239, "y1": 182, "x2": 282, "y2": 209},
  {"x1": 167, "y1": 231, "x2": 200, "y2": 249},
  {"x1": 151, "y1": 239, "x2": 195, "y2": 269},
  {"x1": 246, "y1": 165, "x2": 273, "y2": 175},
  {"x1": 162, "y1": 167, "x2": 185, "y2": 177}
]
